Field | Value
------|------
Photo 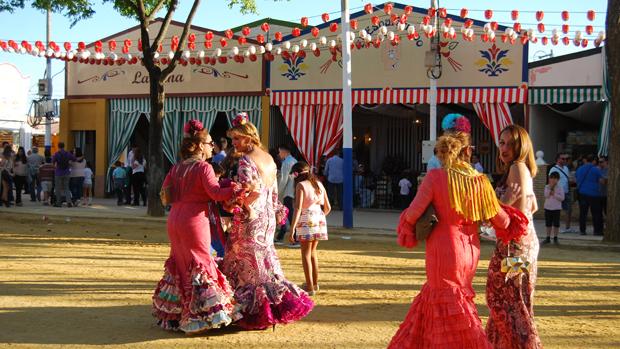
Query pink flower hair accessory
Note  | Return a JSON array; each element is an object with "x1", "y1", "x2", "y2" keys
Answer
[
  {"x1": 184, "y1": 119, "x2": 204, "y2": 135},
  {"x1": 232, "y1": 112, "x2": 249, "y2": 127}
]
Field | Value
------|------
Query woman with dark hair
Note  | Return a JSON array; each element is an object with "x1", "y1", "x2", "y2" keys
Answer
[
  {"x1": 69, "y1": 147, "x2": 86, "y2": 206},
  {"x1": 13, "y1": 147, "x2": 29, "y2": 206},
  {"x1": 1, "y1": 145, "x2": 14, "y2": 207},
  {"x1": 131, "y1": 147, "x2": 147, "y2": 206},
  {"x1": 221, "y1": 113, "x2": 313, "y2": 330},
  {"x1": 389, "y1": 114, "x2": 521, "y2": 349},
  {"x1": 486, "y1": 124, "x2": 542, "y2": 349},
  {"x1": 151, "y1": 120, "x2": 242, "y2": 334},
  {"x1": 287, "y1": 161, "x2": 331, "y2": 296}
]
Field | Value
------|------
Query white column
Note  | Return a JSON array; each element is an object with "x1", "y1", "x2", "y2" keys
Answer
[
  {"x1": 341, "y1": 0, "x2": 353, "y2": 228},
  {"x1": 45, "y1": 8, "x2": 53, "y2": 148}
]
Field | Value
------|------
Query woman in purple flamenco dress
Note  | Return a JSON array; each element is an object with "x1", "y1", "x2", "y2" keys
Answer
[
  {"x1": 151, "y1": 121, "x2": 243, "y2": 334},
  {"x1": 221, "y1": 114, "x2": 314, "y2": 330}
]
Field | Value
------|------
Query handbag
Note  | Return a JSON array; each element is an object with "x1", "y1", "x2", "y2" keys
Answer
[
  {"x1": 415, "y1": 204, "x2": 439, "y2": 240},
  {"x1": 160, "y1": 185, "x2": 171, "y2": 207}
]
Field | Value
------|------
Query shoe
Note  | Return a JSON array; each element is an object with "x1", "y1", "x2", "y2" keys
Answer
[
  {"x1": 274, "y1": 240, "x2": 284, "y2": 246},
  {"x1": 301, "y1": 284, "x2": 315, "y2": 296},
  {"x1": 553, "y1": 237, "x2": 559, "y2": 244},
  {"x1": 16, "y1": 202, "x2": 23, "y2": 207},
  {"x1": 314, "y1": 284, "x2": 320, "y2": 292},
  {"x1": 67, "y1": 202, "x2": 73, "y2": 208},
  {"x1": 542, "y1": 237, "x2": 551, "y2": 244},
  {"x1": 287, "y1": 243, "x2": 300, "y2": 248}
]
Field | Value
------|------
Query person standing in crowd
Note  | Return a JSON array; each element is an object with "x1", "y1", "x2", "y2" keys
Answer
[
  {"x1": 487, "y1": 124, "x2": 542, "y2": 348},
  {"x1": 83, "y1": 161, "x2": 94, "y2": 206},
  {"x1": 152, "y1": 119, "x2": 242, "y2": 334},
  {"x1": 426, "y1": 148, "x2": 442, "y2": 170},
  {"x1": 27, "y1": 146, "x2": 45, "y2": 202},
  {"x1": 52, "y1": 142, "x2": 75, "y2": 207},
  {"x1": 222, "y1": 114, "x2": 313, "y2": 330},
  {"x1": 125, "y1": 146, "x2": 135, "y2": 204},
  {"x1": 324, "y1": 151, "x2": 344, "y2": 209},
  {"x1": 0, "y1": 145, "x2": 14, "y2": 207},
  {"x1": 39, "y1": 157, "x2": 55, "y2": 206},
  {"x1": 598, "y1": 156, "x2": 608, "y2": 218},
  {"x1": 13, "y1": 147, "x2": 29, "y2": 207},
  {"x1": 276, "y1": 144, "x2": 297, "y2": 245},
  {"x1": 212, "y1": 138, "x2": 228, "y2": 164},
  {"x1": 398, "y1": 171, "x2": 412, "y2": 209},
  {"x1": 69, "y1": 148, "x2": 86, "y2": 206},
  {"x1": 472, "y1": 153, "x2": 484, "y2": 173},
  {"x1": 576, "y1": 154, "x2": 605, "y2": 236},
  {"x1": 390, "y1": 115, "x2": 515, "y2": 349},
  {"x1": 131, "y1": 147, "x2": 147, "y2": 206},
  {"x1": 287, "y1": 161, "x2": 331, "y2": 296},
  {"x1": 112, "y1": 161, "x2": 127, "y2": 206},
  {"x1": 543, "y1": 172, "x2": 565, "y2": 245},
  {"x1": 549, "y1": 153, "x2": 576, "y2": 233}
]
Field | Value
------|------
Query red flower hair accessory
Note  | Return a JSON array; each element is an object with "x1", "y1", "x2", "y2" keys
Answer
[
  {"x1": 232, "y1": 112, "x2": 249, "y2": 127},
  {"x1": 184, "y1": 119, "x2": 204, "y2": 135}
]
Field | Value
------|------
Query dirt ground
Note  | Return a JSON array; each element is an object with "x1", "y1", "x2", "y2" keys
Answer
[{"x1": 0, "y1": 212, "x2": 619, "y2": 349}]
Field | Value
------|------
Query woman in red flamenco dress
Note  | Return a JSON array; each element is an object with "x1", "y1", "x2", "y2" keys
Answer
[
  {"x1": 151, "y1": 120, "x2": 243, "y2": 334},
  {"x1": 389, "y1": 115, "x2": 517, "y2": 349}
]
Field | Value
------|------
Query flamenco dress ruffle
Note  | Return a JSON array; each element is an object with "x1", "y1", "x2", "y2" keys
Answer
[
  {"x1": 233, "y1": 274, "x2": 314, "y2": 330},
  {"x1": 152, "y1": 258, "x2": 243, "y2": 334},
  {"x1": 388, "y1": 283, "x2": 491, "y2": 349}
]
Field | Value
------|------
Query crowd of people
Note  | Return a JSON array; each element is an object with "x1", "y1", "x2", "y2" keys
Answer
[
  {"x1": 110, "y1": 146, "x2": 147, "y2": 206},
  {"x1": 0, "y1": 141, "x2": 93, "y2": 208}
]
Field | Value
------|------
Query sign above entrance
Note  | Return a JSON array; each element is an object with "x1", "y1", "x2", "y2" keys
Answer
[{"x1": 66, "y1": 21, "x2": 263, "y2": 97}]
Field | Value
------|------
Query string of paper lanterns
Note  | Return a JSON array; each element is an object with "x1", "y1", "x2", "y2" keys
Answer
[{"x1": 0, "y1": 3, "x2": 606, "y2": 66}]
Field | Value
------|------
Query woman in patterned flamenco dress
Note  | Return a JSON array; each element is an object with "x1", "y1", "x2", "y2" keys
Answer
[
  {"x1": 221, "y1": 114, "x2": 314, "y2": 330},
  {"x1": 151, "y1": 120, "x2": 243, "y2": 334},
  {"x1": 390, "y1": 115, "x2": 518, "y2": 349},
  {"x1": 486, "y1": 125, "x2": 543, "y2": 349}
]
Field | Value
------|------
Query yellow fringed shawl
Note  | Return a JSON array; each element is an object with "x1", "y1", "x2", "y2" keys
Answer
[{"x1": 447, "y1": 162, "x2": 500, "y2": 222}]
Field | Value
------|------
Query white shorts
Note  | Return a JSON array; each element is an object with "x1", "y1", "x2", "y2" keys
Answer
[
  {"x1": 83, "y1": 182, "x2": 92, "y2": 188},
  {"x1": 41, "y1": 181, "x2": 53, "y2": 192}
]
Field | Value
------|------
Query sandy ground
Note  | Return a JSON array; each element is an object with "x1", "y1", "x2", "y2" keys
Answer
[{"x1": 0, "y1": 212, "x2": 619, "y2": 349}]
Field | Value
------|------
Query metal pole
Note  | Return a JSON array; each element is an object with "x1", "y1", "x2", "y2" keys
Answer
[
  {"x1": 341, "y1": 0, "x2": 353, "y2": 228},
  {"x1": 45, "y1": 8, "x2": 53, "y2": 149},
  {"x1": 429, "y1": 0, "x2": 438, "y2": 141}
]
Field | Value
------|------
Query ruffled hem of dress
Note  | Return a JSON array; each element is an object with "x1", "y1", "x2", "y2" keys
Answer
[
  {"x1": 152, "y1": 258, "x2": 243, "y2": 333},
  {"x1": 388, "y1": 283, "x2": 491, "y2": 349},
  {"x1": 234, "y1": 277, "x2": 314, "y2": 330}
]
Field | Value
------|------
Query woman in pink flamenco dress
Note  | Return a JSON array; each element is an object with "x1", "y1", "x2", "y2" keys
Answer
[
  {"x1": 389, "y1": 115, "x2": 518, "y2": 349},
  {"x1": 152, "y1": 121, "x2": 243, "y2": 334},
  {"x1": 486, "y1": 125, "x2": 543, "y2": 349},
  {"x1": 221, "y1": 114, "x2": 314, "y2": 330}
]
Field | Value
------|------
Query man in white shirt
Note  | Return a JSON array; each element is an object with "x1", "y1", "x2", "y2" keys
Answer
[
  {"x1": 398, "y1": 174, "x2": 413, "y2": 209},
  {"x1": 276, "y1": 145, "x2": 297, "y2": 244},
  {"x1": 548, "y1": 153, "x2": 575, "y2": 233}
]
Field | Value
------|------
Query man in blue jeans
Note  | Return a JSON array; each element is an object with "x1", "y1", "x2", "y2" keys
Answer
[
  {"x1": 324, "y1": 151, "x2": 344, "y2": 209},
  {"x1": 276, "y1": 145, "x2": 297, "y2": 246},
  {"x1": 575, "y1": 154, "x2": 605, "y2": 236},
  {"x1": 52, "y1": 142, "x2": 76, "y2": 207}
]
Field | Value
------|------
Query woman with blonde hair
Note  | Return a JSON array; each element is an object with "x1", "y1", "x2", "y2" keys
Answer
[
  {"x1": 151, "y1": 120, "x2": 243, "y2": 334},
  {"x1": 486, "y1": 124, "x2": 543, "y2": 348},
  {"x1": 389, "y1": 114, "x2": 522, "y2": 349},
  {"x1": 221, "y1": 113, "x2": 313, "y2": 330}
]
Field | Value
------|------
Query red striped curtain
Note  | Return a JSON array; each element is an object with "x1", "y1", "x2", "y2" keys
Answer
[
  {"x1": 279, "y1": 105, "x2": 315, "y2": 167},
  {"x1": 472, "y1": 103, "x2": 513, "y2": 147},
  {"x1": 314, "y1": 104, "x2": 343, "y2": 166},
  {"x1": 278, "y1": 104, "x2": 343, "y2": 170}
]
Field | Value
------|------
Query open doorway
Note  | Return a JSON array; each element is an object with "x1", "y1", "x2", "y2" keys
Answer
[{"x1": 128, "y1": 114, "x2": 149, "y2": 162}]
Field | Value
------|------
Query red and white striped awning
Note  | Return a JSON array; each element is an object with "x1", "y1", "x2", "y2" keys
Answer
[{"x1": 270, "y1": 87, "x2": 527, "y2": 105}]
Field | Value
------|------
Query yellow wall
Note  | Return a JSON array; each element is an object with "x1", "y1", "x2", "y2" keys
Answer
[
  {"x1": 59, "y1": 98, "x2": 108, "y2": 197},
  {"x1": 260, "y1": 95, "x2": 270, "y2": 149}
]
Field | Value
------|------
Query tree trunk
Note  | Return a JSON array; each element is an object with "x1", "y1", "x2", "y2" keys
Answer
[
  {"x1": 146, "y1": 70, "x2": 166, "y2": 217},
  {"x1": 605, "y1": 0, "x2": 620, "y2": 242}
]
